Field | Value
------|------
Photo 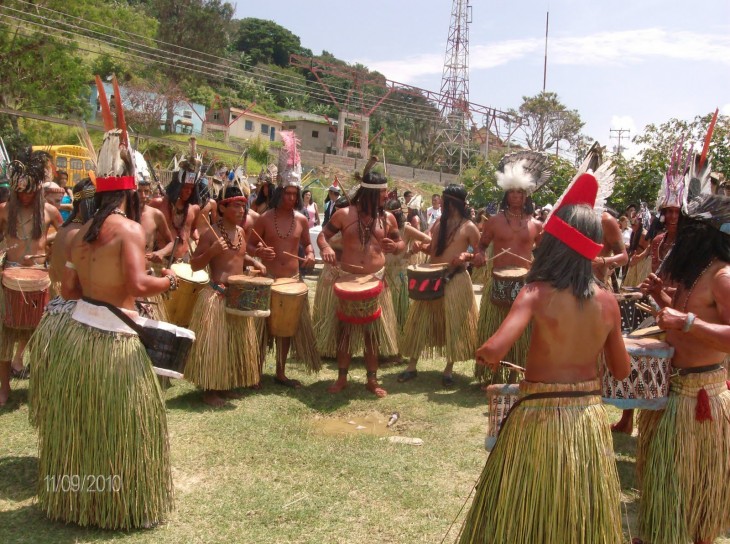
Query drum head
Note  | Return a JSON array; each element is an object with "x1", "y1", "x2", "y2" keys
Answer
[
  {"x1": 408, "y1": 264, "x2": 448, "y2": 273},
  {"x1": 492, "y1": 267, "x2": 528, "y2": 280},
  {"x1": 227, "y1": 275, "x2": 274, "y2": 287},
  {"x1": 271, "y1": 279, "x2": 308, "y2": 295},
  {"x1": 627, "y1": 325, "x2": 665, "y2": 339},
  {"x1": 171, "y1": 263, "x2": 209, "y2": 283},
  {"x1": 2, "y1": 267, "x2": 50, "y2": 290},
  {"x1": 335, "y1": 273, "x2": 381, "y2": 293},
  {"x1": 624, "y1": 336, "x2": 673, "y2": 357}
]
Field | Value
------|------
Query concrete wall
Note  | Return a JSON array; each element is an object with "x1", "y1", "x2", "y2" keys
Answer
[{"x1": 283, "y1": 120, "x2": 335, "y2": 154}]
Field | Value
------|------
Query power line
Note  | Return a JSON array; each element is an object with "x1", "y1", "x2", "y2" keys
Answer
[{"x1": 610, "y1": 128, "x2": 631, "y2": 156}]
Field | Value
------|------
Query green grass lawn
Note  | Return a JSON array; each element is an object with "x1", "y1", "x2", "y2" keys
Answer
[{"x1": 1, "y1": 304, "x2": 729, "y2": 542}]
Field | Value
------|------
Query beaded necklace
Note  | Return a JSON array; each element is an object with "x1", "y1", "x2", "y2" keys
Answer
[
  {"x1": 216, "y1": 220, "x2": 243, "y2": 250},
  {"x1": 675, "y1": 259, "x2": 716, "y2": 311},
  {"x1": 273, "y1": 209, "x2": 295, "y2": 239}
]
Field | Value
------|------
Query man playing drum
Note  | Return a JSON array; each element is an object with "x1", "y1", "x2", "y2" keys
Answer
[
  {"x1": 38, "y1": 97, "x2": 178, "y2": 528},
  {"x1": 249, "y1": 131, "x2": 320, "y2": 388},
  {"x1": 397, "y1": 184, "x2": 480, "y2": 387},
  {"x1": 186, "y1": 184, "x2": 265, "y2": 407},
  {"x1": 459, "y1": 173, "x2": 629, "y2": 544},
  {"x1": 0, "y1": 149, "x2": 62, "y2": 405},
  {"x1": 636, "y1": 196, "x2": 730, "y2": 542},
  {"x1": 471, "y1": 151, "x2": 550, "y2": 383},
  {"x1": 149, "y1": 137, "x2": 202, "y2": 262},
  {"x1": 320, "y1": 168, "x2": 404, "y2": 397}
]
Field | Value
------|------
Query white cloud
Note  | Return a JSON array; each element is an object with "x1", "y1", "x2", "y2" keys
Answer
[
  {"x1": 722, "y1": 103, "x2": 730, "y2": 116},
  {"x1": 358, "y1": 28, "x2": 730, "y2": 84}
]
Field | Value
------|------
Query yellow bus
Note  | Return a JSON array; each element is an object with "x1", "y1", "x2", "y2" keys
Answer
[{"x1": 32, "y1": 145, "x2": 94, "y2": 187}]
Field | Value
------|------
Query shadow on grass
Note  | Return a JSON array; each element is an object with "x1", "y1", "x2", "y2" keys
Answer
[
  {"x1": 0, "y1": 456, "x2": 37, "y2": 501},
  {"x1": 1, "y1": 380, "x2": 28, "y2": 413}
]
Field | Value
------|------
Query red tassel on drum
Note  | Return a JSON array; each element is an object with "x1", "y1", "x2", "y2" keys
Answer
[{"x1": 696, "y1": 388, "x2": 713, "y2": 422}]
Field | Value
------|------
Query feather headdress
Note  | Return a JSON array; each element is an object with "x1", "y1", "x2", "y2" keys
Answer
[
  {"x1": 277, "y1": 131, "x2": 302, "y2": 188},
  {"x1": 685, "y1": 193, "x2": 730, "y2": 235},
  {"x1": 174, "y1": 137, "x2": 203, "y2": 186},
  {"x1": 8, "y1": 147, "x2": 50, "y2": 193},
  {"x1": 495, "y1": 151, "x2": 551, "y2": 195},
  {"x1": 94, "y1": 75, "x2": 136, "y2": 192}
]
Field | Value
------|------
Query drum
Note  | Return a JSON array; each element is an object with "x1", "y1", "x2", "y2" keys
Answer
[
  {"x1": 484, "y1": 383, "x2": 520, "y2": 451},
  {"x1": 333, "y1": 273, "x2": 384, "y2": 324},
  {"x1": 164, "y1": 263, "x2": 209, "y2": 327},
  {"x1": 268, "y1": 279, "x2": 308, "y2": 337},
  {"x1": 407, "y1": 264, "x2": 447, "y2": 301},
  {"x1": 138, "y1": 319, "x2": 196, "y2": 380},
  {"x1": 602, "y1": 337, "x2": 673, "y2": 410},
  {"x1": 615, "y1": 291, "x2": 652, "y2": 334},
  {"x1": 2, "y1": 268, "x2": 50, "y2": 329},
  {"x1": 491, "y1": 267, "x2": 528, "y2": 307},
  {"x1": 225, "y1": 275, "x2": 273, "y2": 317}
]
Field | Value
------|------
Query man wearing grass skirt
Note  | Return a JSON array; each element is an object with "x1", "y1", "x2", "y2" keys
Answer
[
  {"x1": 636, "y1": 181, "x2": 730, "y2": 544},
  {"x1": 186, "y1": 183, "x2": 266, "y2": 407},
  {"x1": 471, "y1": 151, "x2": 550, "y2": 384},
  {"x1": 28, "y1": 177, "x2": 96, "y2": 428},
  {"x1": 397, "y1": 184, "x2": 480, "y2": 388},
  {"x1": 37, "y1": 80, "x2": 179, "y2": 529},
  {"x1": 459, "y1": 173, "x2": 629, "y2": 544},
  {"x1": 320, "y1": 164, "x2": 404, "y2": 398}
]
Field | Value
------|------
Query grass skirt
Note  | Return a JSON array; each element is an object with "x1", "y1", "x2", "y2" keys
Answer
[
  {"x1": 470, "y1": 245, "x2": 493, "y2": 288},
  {"x1": 623, "y1": 254, "x2": 652, "y2": 287},
  {"x1": 0, "y1": 285, "x2": 34, "y2": 362},
  {"x1": 27, "y1": 297, "x2": 77, "y2": 428},
  {"x1": 637, "y1": 368, "x2": 730, "y2": 544},
  {"x1": 316, "y1": 270, "x2": 399, "y2": 358},
  {"x1": 185, "y1": 286, "x2": 260, "y2": 389},
  {"x1": 458, "y1": 379, "x2": 623, "y2": 544},
  {"x1": 401, "y1": 269, "x2": 478, "y2": 363},
  {"x1": 385, "y1": 254, "x2": 409, "y2": 334},
  {"x1": 259, "y1": 296, "x2": 321, "y2": 372},
  {"x1": 37, "y1": 318, "x2": 172, "y2": 529},
  {"x1": 313, "y1": 264, "x2": 340, "y2": 358},
  {"x1": 475, "y1": 279, "x2": 531, "y2": 383}
]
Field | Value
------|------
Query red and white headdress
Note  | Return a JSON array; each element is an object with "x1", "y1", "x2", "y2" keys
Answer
[{"x1": 277, "y1": 131, "x2": 302, "y2": 188}]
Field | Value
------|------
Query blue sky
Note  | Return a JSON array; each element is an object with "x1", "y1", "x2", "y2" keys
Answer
[{"x1": 238, "y1": 0, "x2": 730, "y2": 156}]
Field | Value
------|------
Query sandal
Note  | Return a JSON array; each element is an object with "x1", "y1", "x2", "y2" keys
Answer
[
  {"x1": 274, "y1": 377, "x2": 302, "y2": 389},
  {"x1": 397, "y1": 370, "x2": 418, "y2": 383}
]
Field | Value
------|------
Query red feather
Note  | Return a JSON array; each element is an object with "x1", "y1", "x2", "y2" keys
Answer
[
  {"x1": 95, "y1": 75, "x2": 114, "y2": 132},
  {"x1": 699, "y1": 108, "x2": 719, "y2": 169}
]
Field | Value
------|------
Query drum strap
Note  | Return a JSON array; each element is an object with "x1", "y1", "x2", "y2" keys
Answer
[
  {"x1": 208, "y1": 281, "x2": 227, "y2": 296},
  {"x1": 675, "y1": 363, "x2": 724, "y2": 376},
  {"x1": 81, "y1": 296, "x2": 153, "y2": 345},
  {"x1": 498, "y1": 389, "x2": 601, "y2": 444}
]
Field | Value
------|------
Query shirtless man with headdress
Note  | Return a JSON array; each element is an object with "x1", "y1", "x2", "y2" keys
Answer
[
  {"x1": 249, "y1": 132, "x2": 320, "y2": 388},
  {"x1": 149, "y1": 137, "x2": 202, "y2": 262},
  {"x1": 37, "y1": 76, "x2": 177, "y2": 528},
  {"x1": 320, "y1": 162, "x2": 404, "y2": 397},
  {"x1": 0, "y1": 149, "x2": 62, "y2": 404},
  {"x1": 471, "y1": 151, "x2": 550, "y2": 383},
  {"x1": 636, "y1": 189, "x2": 730, "y2": 544},
  {"x1": 459, "y1": 172, "x2": 629, "y2": 544},
  {"x1": 397, "y1": 184, "x2": 480, "y2": 387},
  {"x1": 186, "y1": 184, "x2": 265, "y2": 406}
]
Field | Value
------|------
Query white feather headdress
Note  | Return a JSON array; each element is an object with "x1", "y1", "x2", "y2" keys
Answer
[{"x1": 495, "y1": 151, "x2": 551, "y2": 195}]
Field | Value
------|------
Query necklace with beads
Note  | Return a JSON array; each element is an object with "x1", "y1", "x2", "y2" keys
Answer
[
  {"x1": 111, "y1": 208, "x2": 126, "y2": 218},
  {"x1": 676, "y1": 259, "x2": 716, "y2": 311},
  {"x1": 504, "y1": 209, "x2": 524, "y2": 231},
  {"x1": 357, "y1": 213, "x2": 382, "y2": 249},
  {"x1": 216, "y1": 219, "x2": 243, "y2": 250},
  {"x1": 273, "y1": 209, "x2": 295, "y2": 239}
]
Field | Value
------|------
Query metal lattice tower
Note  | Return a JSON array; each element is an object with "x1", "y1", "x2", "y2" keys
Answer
[{"x1": 437, "y1": 0, "x2": 472, "y2": 175}]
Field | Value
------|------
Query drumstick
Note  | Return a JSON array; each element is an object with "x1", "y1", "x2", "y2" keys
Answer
[
  {"x1": 283, "y1": 251, "x2": 306, "y2": 262},
  {"x1": 500, "y1": 361, "x2": 526, "y2": 373},
  {"x1": 484, "y1": 247, "x2": 511, "y2": 263},
  {"x1": 200, "y1": 214, "x2": 223, "y2": 243},
  {"x1": 339, "y1": 263, "x2": 365, "y2": 271},
  {"x1": 251, "y1": 229, "x2": 269, "y2": 248},
  {"x1": 502, "y1": 249, "x2": 533, "y2": 264},
  {"x1": 635, "y1": 302, "x2": 657, "y2": 316},
  {"x1": 23, "y1": 254, "x2": 46, "y2": 260}
]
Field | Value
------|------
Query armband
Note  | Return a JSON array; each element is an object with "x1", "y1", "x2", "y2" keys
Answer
[{"x1": 682, "y1": 312, "x2": 696, "y2": 333}]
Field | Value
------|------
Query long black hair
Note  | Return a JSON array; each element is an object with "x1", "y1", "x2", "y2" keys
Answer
[
  {"x1": 62, "y1": 178, "x2": 96, "y2": 227},
  {"x1": 8, "y1": 189, "x2": 44, "y2": 240},
  {"x1": 660, "y1": 214, "x2": 730, "y2": 289},
  {"x1": 499, "y1": 189, "x2": 534, "y2": 215},
  {"x1": 352, "y1": 172, "x2": 387, "y2": 221},
  {"x1": 435, "y1": 184, "x2": 468, "y2": 257},
  {"x1": 84, "y1": 190, "x2": 140, "y2": 243},
  {"x1": 270, "y1": 184, "x2": 303, "y2": 210},
  {"x1": 526, "y1": 204, "x2": 603, "y2": 300},
  {"x1": 255, "y1": 181, "x2": 275, "y2": 208}
]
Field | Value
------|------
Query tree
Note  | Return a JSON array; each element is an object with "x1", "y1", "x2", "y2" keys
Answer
[
  {"x1": 150, "y1": 0, "x2": 235, "y2": 132},
  {"x1": 510, "y1": 92, "x2": 584, "y2": 154},
  {"x1": 234, "y1": 19, "x2": 311, "y2": 68}
]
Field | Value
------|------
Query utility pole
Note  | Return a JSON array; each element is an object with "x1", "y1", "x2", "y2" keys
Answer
[
  {"x1": 610, "y1": 128, "x2": 630, "y2": 156},
  {"x1": 543, "y1": 11, "x2": 549, "y2": 93}
]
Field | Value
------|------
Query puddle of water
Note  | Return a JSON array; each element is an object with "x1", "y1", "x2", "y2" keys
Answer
[{"x1": 312, "y1": 412, "x2": 392, "y2": 437}]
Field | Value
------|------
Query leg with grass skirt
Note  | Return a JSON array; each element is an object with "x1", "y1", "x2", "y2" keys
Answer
[
  {"x1": 185, "y1": 284, "x2": 260, "y2": 406},
  {"x1": 37, "y1": 302, "x2": 173, "y2": 530},
  {"x1": 384, "y1": 253, "x2": 409, "y2": 337},
  {"x1": 638, "y1": 368, "x2": 730, "y2": 544},
  {"x1": 312, "y1": 263, "x2": 341, "y2": 359},
  {"x1": 399, "y1": 269, "x2": 478, "y2": 386},
  {"x1": 458, "y1": 380, "x2": 624, "y2": 544}
]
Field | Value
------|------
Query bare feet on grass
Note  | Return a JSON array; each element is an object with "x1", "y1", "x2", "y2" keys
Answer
[
  {"x1": 366, "y1": 380, "x2": 387, "y2": 398},
  {"x1": 202, "y1": 391, "x2": 227, "y2": 408},
  {"x1": 327, "y1": 379, "x2": 348, "y2": 394},
  {"x1": 611, "y1": 409, "x2": 634, "y2": 434}
]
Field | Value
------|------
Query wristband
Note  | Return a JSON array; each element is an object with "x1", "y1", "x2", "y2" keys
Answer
[
  {"x1": 682, "y1": 312, "x2": 696, "y2": 333},
  {"x1": 166, "y1": 274, "x2": 178, "y2": 292}
]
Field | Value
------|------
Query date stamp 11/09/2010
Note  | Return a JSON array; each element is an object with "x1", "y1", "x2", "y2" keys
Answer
[{"x1": 45, "y1": 474, "x2": 122, "y2": 493}]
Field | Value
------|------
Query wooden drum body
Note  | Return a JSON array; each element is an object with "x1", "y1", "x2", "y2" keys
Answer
[
  {"x1": 484, "y1": 383, "x2": 520, "y2": 451},
  {"x1": 165, "y1": 263, "x2": 209, "y2": 327},
  {"x1": 602, "y1": 338, "x2": 673, "y2": 410},
  {"x1": 2, "y1": 268, "x2": 50, "y2": 329},
  {"x1": 407, "y1": 264, "x2": 447, "y2": 301},
  {"x1": 268, "y1": 279, "x2": 308, "y2": 337},
  {"x1": 333, "y1": 273, "x2": 384, "y2": 324},
  {"x1": 491, "y1": 267, "x2": 528, "y2": 307},
  {"x1": 225, "y1": 276, "x2": 273, "y2": 318}
]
